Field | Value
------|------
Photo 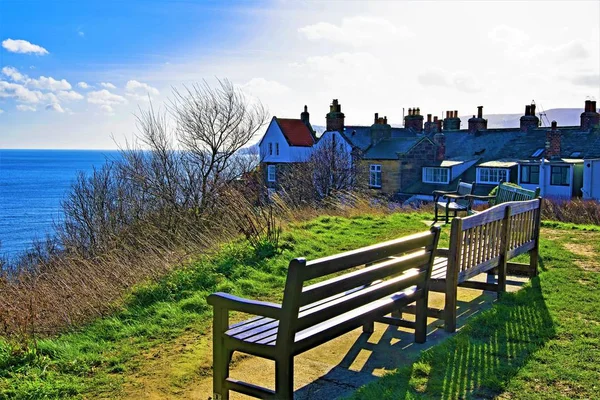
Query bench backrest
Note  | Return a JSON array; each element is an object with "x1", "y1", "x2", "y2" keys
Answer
[
  {"x1": 456, "y1": 181, "x2": 475, "y2": 207},
  {"x1": 277, "y1": 227, "x2": 440, "y2": 348},
  {"x1": 495, "y1": 182, "x2": 540, "y2": 204},
  {"x1": 448, "y1": 198, "x2": 542, "y2": 282}
]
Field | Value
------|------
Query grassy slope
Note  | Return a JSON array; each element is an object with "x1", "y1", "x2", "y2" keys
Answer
[
  {"x1": 348, "y1": 227, "x2": 600, "y2": 399},
  {"x1": 0, "y1": 212, "x2": 432, "y2": 399}
]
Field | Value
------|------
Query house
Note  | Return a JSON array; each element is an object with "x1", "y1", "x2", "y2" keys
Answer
[
  {"x1": 258, "y1": 106, "x2": 315, "y2": 187},
  {"x1": 256, "y1": 98, "x2": 600, "y2": 200}
]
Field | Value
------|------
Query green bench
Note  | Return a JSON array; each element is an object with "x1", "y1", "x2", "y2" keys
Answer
[
  {"x1": 469, "y1": 181, "x2": 540, "y2": 205},
  {"x1": 207, "y1": 227, "x2": 441, "y2": 399}
]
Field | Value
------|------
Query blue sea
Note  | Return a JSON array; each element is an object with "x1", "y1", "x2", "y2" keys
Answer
[{"x1": 0, "y1": 149, "x2": 119, "y2": 260}]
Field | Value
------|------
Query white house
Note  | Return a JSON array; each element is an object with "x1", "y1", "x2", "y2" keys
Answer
[
  {"x1": 582, "y1": 159, "x2": 600, "y2": 200},
  {"x1": 258, "y1": 113, "x2": 315, "y2": 186},
  {"x1": 518, "y1": 158, "x2": 583, "y2": 199}
]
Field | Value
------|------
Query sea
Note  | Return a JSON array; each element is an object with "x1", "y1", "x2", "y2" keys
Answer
[{"x1": 0, "y1": 149, "x2": 119, "y2": 261}]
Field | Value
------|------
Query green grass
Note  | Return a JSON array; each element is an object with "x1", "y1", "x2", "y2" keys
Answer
[
  {"x1": 0, "y1": 212, "x2": 430, "y2": 399},
  {"x1": 347, "y1": 223, "x2": 600, "y2": 399}
]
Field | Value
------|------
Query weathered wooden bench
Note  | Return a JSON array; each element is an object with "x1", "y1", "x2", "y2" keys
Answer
[
  {"x1": 207, "y1": 227, "x2": 441, "y2": 399},
  {"x1": 408, "y1": 198, "x2": 542, "y2": 333},
  {"x1": 468, "y1": 181, "x2": 540, "y2": 206},
  {"x1": 432, "y1": 180, "x2": 476, "y2": 224}
]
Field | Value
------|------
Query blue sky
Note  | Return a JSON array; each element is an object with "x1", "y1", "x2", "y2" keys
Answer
[{"x1": 1, "y1": 1, "x2": 599, "y2": 149}]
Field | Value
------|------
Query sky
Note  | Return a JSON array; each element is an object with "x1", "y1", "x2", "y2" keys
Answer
[{"x1": 0, "y1": 0, "x2": 599, "y2": 149}]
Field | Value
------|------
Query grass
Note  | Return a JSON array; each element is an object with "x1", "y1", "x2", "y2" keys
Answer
[
  {"x1": 0, "y1": 212, "x2": 430, "y2": 399},
  {"x1": 347, "y1": 224, "x2": 600, "y2": 399},
  {"x1": 2, "y1": 212, "x2": 599, "y2": 399}
]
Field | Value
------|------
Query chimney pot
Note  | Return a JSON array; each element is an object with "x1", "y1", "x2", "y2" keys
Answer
[
  {"x1": 433, "y1": 116, "x2": 438, "y2": 122},
  {"x1": 477, "y1": 106, "x2": 483, "y2": 119},
  {"x1": 531, "y1": 103, "x2": 536, "y2": 116},
  {"x1": 416, "y1": 107, "x2": 420, "y2": 115},
  {"x1": 454, "y1": 110, "x2": 458, "y2": 118},
  {"x1": 525, "y1": 105, "x2": 531, "y2": 116},
  {"x1": 374, "y1": 112, "x2": 379, "y2": 124},
  {"x1": 551, "y1": 120, "x2": 557, "y2": 129},
  {"x1": 427, "y1": 114, "x2": 432, "y2": 123}
]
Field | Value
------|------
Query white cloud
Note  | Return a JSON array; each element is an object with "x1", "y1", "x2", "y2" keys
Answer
[
  {"x1": 2, "y1": 39, "x2": 49, "y2": 55},
  {"x1": 87, "y1": 89, "x2": 128, "y2": 106},
  {"x1": 569, "y1": 73, "x2": 600, "y2": 87},
  {"x1": 16, "y1": 104, "x2": 36, "y2": 112},
  {"x1": 78, "y1": 31, "x2": 85, "y2": 38},
  {"x1": 488, "y1": 25, "x2": 529, "y2": 47},
  {"x1": 1, "y1": 66, "x2": 26, "y2": 82},
  {"x1": 27, "y1": 76, "x2": 72, "y2": 91},
  {"x1": 453, "y1": 74, "x2": 482, "y2": 93},
  {"x1": 77, "y1": 81, "x2": 91, "y2": 89},
  {"x1": 100, "y1": 105, "x2": 115, "y2": 115},
  {"x1": 45, "y1": 103, "x2": 65, "y2": 113},
  {"x1": 124, "y1": 80, "x2": 160, "y2": 101},
  {"x1": 417, "y1": 69, "x2": 482, "y2": 93},
  {"x1": 298, "y1": 16, "x2": 413, "y2": 47},
  {"x1": 417, "y1": 69, "x2": 451, "y2": 87},
  {"x1": 57, "y1": 90, "x2": 84, "y2": 101},
  {"x1": 100, "y1": 82, "x2": 116, "y2": 89},
  {"x1": 0, "y1": 108, "x2": 4, "y2": 114},
  {"x1": 242, "y1": 78, "x2": 290, "y2": 97},
  {"x1": 0, "y1": 81, "x2": 44, "y2": 104}
]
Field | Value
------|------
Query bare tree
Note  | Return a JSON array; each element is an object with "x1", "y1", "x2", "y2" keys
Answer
[{"x1": 170, "y1": 79, "x2": 268, "y2": 211}]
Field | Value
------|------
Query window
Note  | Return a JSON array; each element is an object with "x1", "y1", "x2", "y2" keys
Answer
[
  {"x1": 520, "y1": 165, "x2": 539, "y2": 184},
  {"x1": 422, "y1": 167, "x2": 450, "y2": 184},
  {"x1": 531, "y1": 148, "x2": 544, "y2": 158},
  {"x1": 276, "y1": 143, "x2": 279, "y2": 156},
  {"x1": 369, "y1": 164, "x2": 382, "y2": 188},
  {"x1": 550, "y1": 166, "x2": 570, "y2": 186},
  {"x1": 477, "y1": 168, "x2": 509, "y2": 184},
  {"x1": 268, "y1": 143, "x2": 273, "y2": 155},
  {"x1": 267, "y1": 165, "x2": 276, "y2": 182}
]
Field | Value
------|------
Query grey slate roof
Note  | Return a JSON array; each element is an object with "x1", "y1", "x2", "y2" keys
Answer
[{"x1": 363, "y1": 137, "x2": 422, "y2": 159}]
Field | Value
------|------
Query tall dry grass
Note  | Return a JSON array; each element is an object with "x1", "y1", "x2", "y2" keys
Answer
[{"x1": 541, "y1": 197, "x2": 600, "y2": 225}]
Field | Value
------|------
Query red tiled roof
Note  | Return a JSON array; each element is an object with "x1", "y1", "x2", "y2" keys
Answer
[{"x1": 276, "y1": 118, "x2": 314, "y2": 146}]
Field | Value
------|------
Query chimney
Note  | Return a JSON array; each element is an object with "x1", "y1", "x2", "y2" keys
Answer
[
  {"x1": 433, "y1": 132, "x2": 445, "y2": 161},
  {"x1": 326, "y1": 99, "x2": 345, "y2": 132},
  {"x1": 443, "y1": 109, "x2": 461, "y2": 131},
  {"x1": 520, "y1": 102, "x2": 540, "y2": 132},
  {"x1": 468, "y1": 106, "x2": 487, "y2": 134},
  {"x1": 581, "y1": 100, "x2": 600, "y2": 131},
  {"x1": 370, "y1": 112, "x2": 391, "y2": 145},
  {"x1": 374, "y1": 112, "x2": 379, "y2": 124},
  {"x1": 301, "y1": 105, "x2": 310, "y2": 126},
  {"x1": 404, "y1": 106, "x2": 424, "y2": 132},
  {"x1": 546, "y1": 120, "x2": 561, "y2": 159}
]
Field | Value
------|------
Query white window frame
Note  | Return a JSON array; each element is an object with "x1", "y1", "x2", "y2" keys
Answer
[
  {"x1": 476, "y1": 167, "x2": 509, "y2": 184},
  {"x1": 422, "y1": 167, "x2": 450, "y2": 184},
  {"x1": 369, "y1": 164, "x2": 382, "y2": 188},
  {"x1": 267, "y1": 165, "x2": 276, "y2": 182}
]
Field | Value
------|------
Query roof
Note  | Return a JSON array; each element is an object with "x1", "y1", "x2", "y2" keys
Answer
[
  {"x1": 424, "y1": 158, "x2": 477, "y2": 167},
  {"x1": 478, "y1": 160, "x2": 518, "y2": 168},
  {"x1": 363, "y1": 137, "x2": 423, "y2": 159},
  {"x1": 276, "y1": 118, "x2": 314, "y2": 147}
]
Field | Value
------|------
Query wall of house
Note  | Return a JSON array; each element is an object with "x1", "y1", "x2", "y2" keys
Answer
[
  {"x1": 539, "y1": 163, "x2": 573, "y2": 198},
  {"x1": 313, "y1": 130, "x2": 353, "y2": 165},
  {"x1": 582, "y1": 159, "x2": 600, "y2": 200},
  {"x1": 360, "y1": 160, "x2": 400, "y2": 195},
  {"x1": 259, "y1": 120, "x2": 312, "y2": 163},
  {"x1": 399, "y1": 140, "x2": 437, "y2": 192}
]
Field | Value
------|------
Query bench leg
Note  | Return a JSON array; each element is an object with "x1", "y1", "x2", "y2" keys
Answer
[
  {"x1": 213, "y1": 349, "x2": 233, "y2": 400},
  {"x1": 530, "y1": 249, "x2": 539, "y2": 277},
  {"x1": 275, "y1": 355, "x2": 294, "y2": 399},
  {"x1": 444, "y1": 285, "x2": 457, "y2": 333},
  {"x1": 392, "y1": 309, "x2": 402, "y2": 319},
  {"x1": 415, "y1": 296, "x2": 428, "y2": 343},
  {"x1": 363, "y1": 320, "x2": 374, "y2": 333}
]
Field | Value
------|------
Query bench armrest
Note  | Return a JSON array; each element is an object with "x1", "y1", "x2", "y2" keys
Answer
[
  {"x1": 433, "y1": 190, "x2": 457, "y2": 201},
  {"x1": 207, "y1": 292, "x2": 281, "y2": 319},
  {"x1": 443, "y1": 193, "x2": 468, "y2": 200}
]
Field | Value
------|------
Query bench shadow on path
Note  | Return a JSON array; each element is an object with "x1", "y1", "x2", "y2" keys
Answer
[{"x1": 295, "y1": 264, "x2": 555, "y2": 399}]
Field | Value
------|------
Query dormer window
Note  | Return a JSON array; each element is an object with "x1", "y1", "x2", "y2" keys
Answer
[
  {"x1": 477, "y1": 168, "x2": 509, "y2": 184},
  {"x1": 422, "y1": 167, "x2": 450, "y2": 184}
]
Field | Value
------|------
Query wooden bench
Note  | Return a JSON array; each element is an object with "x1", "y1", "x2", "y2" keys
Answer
[
  {"x1": 207, "y1": 227, "x2": 441, "y2": 399},
  {"x1": 432, "y1": 180, "x2": 476, "y2": 224},
  {"x1": 407, "y1": 198, "x2": 542, "y2": 333},
  {"x1": 468, "y1": 181, "x2": 540, "y2": 206}
]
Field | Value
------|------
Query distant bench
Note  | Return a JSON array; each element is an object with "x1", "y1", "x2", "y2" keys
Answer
[
  {"x1": 207, "y1": 228, "x2": 440, "y2": 399},
  {"x1": 407, "y1": 198, "x2": 542, "y2": 333},
  {"x1": 469, "y1": 181, "x2": 540, "y2": 206}
]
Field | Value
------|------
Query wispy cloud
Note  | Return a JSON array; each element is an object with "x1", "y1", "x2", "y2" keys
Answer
[
  {"x1": 1, "y1": 38, "x2": 49, "y2": 55},
  {"x1": 87, "y1": 89, "x2": 128, "y2": 107},
  {"x1": 77, "y1": 81, "x2": 91, "y2": 89},
  {"x1": 124, "y1": 80, "x2": 159, "y2": 101},
  {"x1": 100, "y1": 82, "x2": 116, "y2": 89},
  {"x1": 27, "y1": 76, "x2": 72, "y2": 91},
  {"x1": 45, "y1": 103, "x2": 65, "y2": 113},
  {"x1": 1, "y1": 66, "x2": 27, "y2": 82},
  {"x1": 16, "y1": 105, "x2": 36, "y2": 112}
]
